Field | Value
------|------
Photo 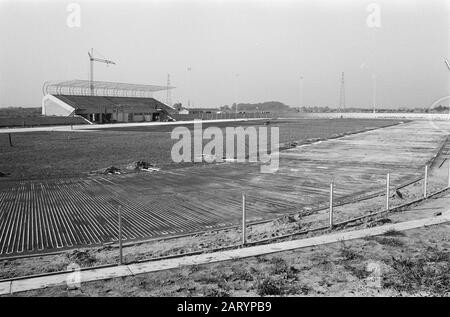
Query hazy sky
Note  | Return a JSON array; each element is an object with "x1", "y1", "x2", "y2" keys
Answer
[{"x1": 0, "y1": 0, "x2": 449, "y2": 109}]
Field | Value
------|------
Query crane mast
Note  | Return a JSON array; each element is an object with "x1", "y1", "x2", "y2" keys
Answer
[{"x1": 88, "y1": 48, "x2": 116, "y2": 96}]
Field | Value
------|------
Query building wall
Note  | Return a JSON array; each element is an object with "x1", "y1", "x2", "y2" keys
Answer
[
  {"x1": 42, "y1": 94, "x2": 167, "y2": 123},
  {"x1": 42, "y1": 94, "x2": 75, "y2": 116},
  {"x1": 112, "y1": 112, "x2": 155, "y2": 122}
]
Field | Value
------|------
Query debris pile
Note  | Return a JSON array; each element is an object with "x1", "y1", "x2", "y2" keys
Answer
[
  {"x1": 135, "y1": 160, "x2": 152, "y2": 170},
  {"x1": 132, "y1": 161, "x2": 160, "y2": 172},
  {"x1": 90, "y1": 166, "x2": 121, "y2": 175},
  {"x1": 103, "y1": 166, "x2": 121, "y2": 175},
  {"x1": 66, "y1": 250, "x2": 97, "y2": 266},
  {"x1": 273, "y1": 214, "x2": 299, "y2": 226}
]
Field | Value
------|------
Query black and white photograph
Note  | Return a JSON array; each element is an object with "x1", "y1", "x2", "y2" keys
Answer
[{"x1": 0, "y1": 0, "x2": 449, "y2": 301}]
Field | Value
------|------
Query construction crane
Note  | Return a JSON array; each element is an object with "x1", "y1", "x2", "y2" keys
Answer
[{"x1": 88, "y1": 48, "x2": 116, "y2": 96}]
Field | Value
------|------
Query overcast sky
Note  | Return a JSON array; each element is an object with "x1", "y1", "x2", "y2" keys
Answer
[{"x1": 0, "y1": 0, "x2": 449, "y2": 109}]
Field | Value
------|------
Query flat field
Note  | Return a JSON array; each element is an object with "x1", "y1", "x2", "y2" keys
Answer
[
  {"x1": 0, "y1": 119, "x2": 402, "y2": 181},
  {"x1": 2, "y1": 119, "x2": 447, "y2": 256}
]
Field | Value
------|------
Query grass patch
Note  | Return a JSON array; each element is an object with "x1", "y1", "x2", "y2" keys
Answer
[
  {"x1": 373, "y1": 236, "x2": 405, "y2": 247},
  {"x1": 383, "y1": 249, "x2": 450, "y2": 296},
  {"x1": 344, "y1": 263, "x2": 371, "y2": 280},
  {"x1": 202, "y1": 287, "x2": 231, "y2": 297},
  {"x1": 339, "y1": 245, "x2": 363, "y2": 262},
  {"x1": 336, "y1": 244, "x2": 369, "y2": 280},
  {"x1": 255, "y1": 277, "x2": 286, "y2": 296},
  {"x1": 66, "y1": 250, "x2": 97, "y2": 266},
  {"x1": 268, "y1": 257, "x2": 299, "y2": 279},
  {"x1": 366, "y1": 218, "x2": 392, "y2": 228},
  {"x1": 230, "y1": 266, "x2": 255, "y2": 282},
  {"x1": 0, "y1": 119, "x2": 403, "y2": 181},
  {"x1": 382, "y1": 229, "x2": 406, "y2": 237}
]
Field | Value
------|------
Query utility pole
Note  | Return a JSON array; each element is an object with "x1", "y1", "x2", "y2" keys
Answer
[
  {"x1": 187, "y1": 67, "x2": 192, "y2": 108},
  {"x1": 339, "y1": 72, "x2": 345, "y2": 113},
  {"x1": 299, "y1": 76, "x2": 304, "y2": 109},
  {"x1": 445, "y1": 59, "x2": 450, "y2": 118},
  {"x1": 372, "y1": 74, "x2": 377, "y2": 114},
  {"x1": 235, "y1": 73, "x2": 239, "y2": 116},
  {"x1": 166, "y1": 74, "x2": 172, "y2": 107}
]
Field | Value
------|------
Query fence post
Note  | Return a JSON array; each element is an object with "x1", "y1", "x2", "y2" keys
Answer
[
  {"x1": 329, "y1": 182, "x2": 333, "y2": 229},
  {"x1": 242, "y1": 193, "x2": 246, "y2": 245},
  {"x1": 424, "y1": 165, "x2": 428, "y2": 198},
  {"x1": 448, "y1": 160, "x2": 450, "y2": 188},
  {"x1": 8, "y1": 133, "x2": 12, "y2": 147},
  {"x1": 118, "y1": 206, "x2": 123, "y2": 265},
  {"x1": 386, "y1": 173, "x2": 390, "y2": 211}
]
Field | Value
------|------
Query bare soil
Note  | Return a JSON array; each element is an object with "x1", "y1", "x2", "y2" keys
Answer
[
  {"x1": 0, "y1": 158, "x2": 447, "y2": 285},
  {"x1": 10, "y1": 221, "x2": 450, "y2": 297},
  {"x1": 0, "y1": 119, "x2": 401, "y2": 181}
]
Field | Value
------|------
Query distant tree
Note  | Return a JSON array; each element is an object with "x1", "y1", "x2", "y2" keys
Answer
[{"x1": 432, "y1": 105, "x2": 449, "y2": 113}]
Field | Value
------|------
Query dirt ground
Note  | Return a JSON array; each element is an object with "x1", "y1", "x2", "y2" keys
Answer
[
  {"x1": 1, "y1": 118, "x2": 447, "y2": 296},
  {"x1": 10, "y1": 221, "x2": 450, "y2": 297},
  {"x1": 0, "y1": 156, "x2": 448, "y2": 284},
  {"x1": 0, "y1": 119, "x2": 401, "y2": 180}
]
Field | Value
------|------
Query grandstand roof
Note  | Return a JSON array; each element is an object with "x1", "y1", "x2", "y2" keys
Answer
[
  {"x1": 43, "y1": 80, "x2": 175, "y2": 98},
  {"x1": 53, "y1": 95, "x2": 175, "y2": 114}
]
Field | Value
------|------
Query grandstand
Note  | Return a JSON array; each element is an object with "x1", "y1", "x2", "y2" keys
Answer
[{"x1": 42, "y1": 80, "x2": 175, "y2": 123}]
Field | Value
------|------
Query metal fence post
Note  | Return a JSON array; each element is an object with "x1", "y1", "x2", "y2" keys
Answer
[
  {"x1": 386, "y1": 173, "x2": 390, "y2": 211},
  {"x1": 424, "y1": 165, "x2": 428, "y2": 198},
  {"x1": 329, "y1": 182, "x2": 333, "y2": 229},
  {"x1": 448, "y1": 160, "x2": 450, "y2": 188},
  {"x1": 118, "y1": 206, "x2": 123, "y2": 265},
  {"x1": 242, "y1": 193, "x2": 246, "y2": 245}
]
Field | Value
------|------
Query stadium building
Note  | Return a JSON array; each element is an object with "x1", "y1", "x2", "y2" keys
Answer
[{"x1": 42, "y1": 80, "x2": 175, "y2": 123}]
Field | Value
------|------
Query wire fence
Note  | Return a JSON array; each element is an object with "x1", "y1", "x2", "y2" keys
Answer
[{"x1": 170, "y1": 112, "x2": 271, "y2": 121}]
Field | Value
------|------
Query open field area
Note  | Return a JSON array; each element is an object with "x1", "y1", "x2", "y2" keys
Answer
[
  {"x1": 0, "y1": 119, "x2": 448, "y2": 257},
  {"x1": 1, "y1": 157, "x2": 448, "y2": 282},
  {"x1": 0, "y1": 117, "x2": 88, "y2": 128},
  {"x1": 0, "y1": 118, "x2": 401, "y2": 181}
]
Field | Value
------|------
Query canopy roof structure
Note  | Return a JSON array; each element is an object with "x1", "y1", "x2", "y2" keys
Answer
[
  {"x1": 43, "y1": 79, "x2": 175, "y2": 98},
  {"x1": 52, "y1": 95, "x2": 175, "y2": 114}
]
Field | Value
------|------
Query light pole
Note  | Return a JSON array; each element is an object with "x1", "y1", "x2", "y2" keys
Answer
[
  {"x1": 299, "y1": 75, "x2": 304, "y2": 109},
  {"x1": 187, "y1": 67, "x2": 192, "y2": 108},
  {"x1": 235, "y1": 73, "x2": 239, "y2": 117},
  {"x1": 372, "y1": 74, "x2": 377, "y2": 114},
  {"x1": 445, "y1": 59, "x2": 450, "y2": 119}
]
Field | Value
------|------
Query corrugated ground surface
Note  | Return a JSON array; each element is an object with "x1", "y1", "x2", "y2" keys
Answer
[{"x1": 0, "y1": 120, "x2": 449, "y2": 256}]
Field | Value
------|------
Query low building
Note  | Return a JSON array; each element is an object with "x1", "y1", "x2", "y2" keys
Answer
[{"x1": 186, "y1": 108, "x2": 220, "y2": 115}]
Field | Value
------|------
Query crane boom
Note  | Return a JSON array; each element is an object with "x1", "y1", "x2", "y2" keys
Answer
[{"x1": 88, "y1": 48, "x2": 116, "y2": 96}]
